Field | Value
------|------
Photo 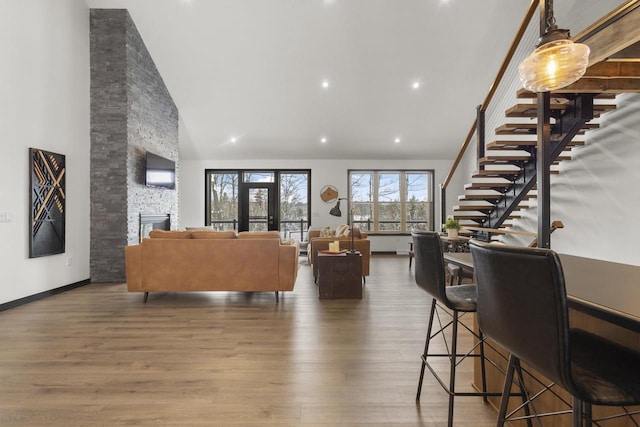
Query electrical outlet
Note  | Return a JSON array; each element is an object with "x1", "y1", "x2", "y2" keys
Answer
[
  {"x1": 65, "y1": 257, "x2": 73, "y2": 267},
  {"x1": 0, "y1": 212, "x2": 12, "y2": 223}
]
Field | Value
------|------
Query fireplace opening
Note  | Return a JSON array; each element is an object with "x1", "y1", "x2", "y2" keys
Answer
[{"x1": 140, "y1": 214, "x2": 170, "y2": 241}]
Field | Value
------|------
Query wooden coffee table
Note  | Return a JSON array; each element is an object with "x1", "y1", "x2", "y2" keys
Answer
[{"x1": 317, "y1": 251, "x2": 362, "y2": 299}]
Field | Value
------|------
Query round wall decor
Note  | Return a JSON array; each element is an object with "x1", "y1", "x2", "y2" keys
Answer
[{"x1": 320, "y1": 185, "x2": 338, "y2": 203}]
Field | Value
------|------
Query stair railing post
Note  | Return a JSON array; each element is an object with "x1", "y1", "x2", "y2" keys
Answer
[
  {"x1": 476, "y1": 105, "x2": 485, "y2": 172},
  {"x1": 440, "y1": 184, "x2": 446, "y2": 232},
  {"x1": 537, "y1": 92, "x2": 552, "y2": 248}
]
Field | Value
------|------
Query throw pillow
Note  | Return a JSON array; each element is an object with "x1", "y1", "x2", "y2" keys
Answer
[
  {"x1": 335, "y1": 224, "x2": 348, "y2": 237},
  {"x1": 319, "y1": 228, "x2": 334, "y2": 238}
]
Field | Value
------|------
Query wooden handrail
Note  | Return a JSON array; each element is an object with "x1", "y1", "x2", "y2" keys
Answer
[{"x1": 441, "y1": 0, "x2": 538, "y2": 191}]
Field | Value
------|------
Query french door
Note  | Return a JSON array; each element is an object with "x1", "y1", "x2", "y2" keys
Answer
[{"x1": 239, "y1": 182, "x2": 277, "y2": 232}]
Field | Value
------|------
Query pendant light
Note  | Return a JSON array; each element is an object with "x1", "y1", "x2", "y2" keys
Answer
[{"x1": 518, "y1": 0, "x2": 590, "y2": 92}]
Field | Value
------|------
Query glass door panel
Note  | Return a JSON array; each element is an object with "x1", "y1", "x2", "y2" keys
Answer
[
  {"x1": 239, "y1": 183, "x2": 277, "y2": 232},
  {"x1": 248, "y1": 187, "x2": 269, "y2": 231}
]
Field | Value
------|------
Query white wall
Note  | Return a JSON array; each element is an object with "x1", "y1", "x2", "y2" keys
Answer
[
  {"x1": 179, "y1": 158, "x2": 452, "y2": 252},
  {"x1": 0, "y1": 0, "x2": 90, "y2": 305}
]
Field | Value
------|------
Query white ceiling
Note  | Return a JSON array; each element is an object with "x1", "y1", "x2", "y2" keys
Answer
[{"x1": 85, "y1": 0, "x2": 531, "y2": 160}]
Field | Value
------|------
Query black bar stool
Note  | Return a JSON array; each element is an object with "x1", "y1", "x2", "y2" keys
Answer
[
  {"x1": 470, "y1": 240, "x2": 640, "y2": 427},
  {"x1": 412, "y1": 232, "x2": 498, "y2": 427},
  {"x1": 446, "y1": 263, "x2": 474, "y2": 286}
]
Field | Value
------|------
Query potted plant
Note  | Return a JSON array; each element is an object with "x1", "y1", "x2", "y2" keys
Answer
[{"x1": 444, "y1": 218, "x2": 461, "y2": 238}]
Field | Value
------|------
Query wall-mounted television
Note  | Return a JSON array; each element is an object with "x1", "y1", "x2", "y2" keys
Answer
[{"x1": 145, "y1": 152, "x2": 176, "y2": 189}]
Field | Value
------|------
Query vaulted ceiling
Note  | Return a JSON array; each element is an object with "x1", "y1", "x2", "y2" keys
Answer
[{"x1": 84, "y1": 0, "x2": 534, "y2": 160}]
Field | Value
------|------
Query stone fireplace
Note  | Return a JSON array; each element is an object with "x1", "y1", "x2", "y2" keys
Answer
[{"x1": 139, "y1": 214, "x2": 171, "y2": 242}]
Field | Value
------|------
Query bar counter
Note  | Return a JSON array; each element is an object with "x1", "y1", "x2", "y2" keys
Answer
[{"x1": 444, "y1": 251, "x2": 640, "y2": 426}]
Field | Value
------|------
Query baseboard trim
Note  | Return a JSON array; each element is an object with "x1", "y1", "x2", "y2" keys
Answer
[{"x1": 0, "y1": 278, "x2": 91, "y2": 312}]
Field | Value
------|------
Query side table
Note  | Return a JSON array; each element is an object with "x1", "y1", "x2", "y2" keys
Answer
[{"x1": 317, "y1": 252, "x2": 363, "y2": 299}]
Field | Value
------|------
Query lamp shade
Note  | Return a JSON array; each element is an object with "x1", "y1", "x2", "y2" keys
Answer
[
  {"x1": 518, "y1": 39, "x2": 590, "y2": 92},
  {"x1": 329, "y1": 200, "x2": 342, "y2": 217}
]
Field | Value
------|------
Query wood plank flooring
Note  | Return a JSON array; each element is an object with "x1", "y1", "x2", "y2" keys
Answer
[{"x1": 0, "y1": 255, "x2": 501, "y2": 426}]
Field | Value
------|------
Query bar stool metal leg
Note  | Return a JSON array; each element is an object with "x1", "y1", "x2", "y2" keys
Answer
[
  {"x1": 497, "y1": 354, "x2": 517, "y2": 427},
  {"x1": 573, "y1": 396, "x2": 583, "y2": 427},
  {"x1": 478, "y1": 329, "x2": 488, "y2": 403},
  {"x1": 416, "y1": 298, "x2": 437, "y2": 401},
  {"x1": 447, "y1": 310, "x2": 459, "y2": 427}
]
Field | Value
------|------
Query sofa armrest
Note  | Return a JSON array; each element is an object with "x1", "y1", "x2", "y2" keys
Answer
[
  {"x1": 278, "y1": 242, "x2": 299, "y2": 290},
  {"x1": 125, "y1": 244, "x2": 143, "y2": 291}
]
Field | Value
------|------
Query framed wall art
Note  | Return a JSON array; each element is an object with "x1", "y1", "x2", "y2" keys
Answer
[{"x1": 29, "y1": 148, "x2": 66, "y2": 258}]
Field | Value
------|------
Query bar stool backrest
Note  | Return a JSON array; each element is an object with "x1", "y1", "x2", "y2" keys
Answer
[
  {"x1": 469, "y1": 240, "x2": 576, "y2": 396},
  {"x1": 412, "y1": 232, "x2": 450, "y2": 309}
]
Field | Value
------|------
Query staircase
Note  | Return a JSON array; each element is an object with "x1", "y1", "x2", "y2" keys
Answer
[{"x1": 452, "y1": 90, "x2": 618, "y2": 232}]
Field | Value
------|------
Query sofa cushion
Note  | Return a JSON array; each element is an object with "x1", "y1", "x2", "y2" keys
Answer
[
  {"x1": 148, "y1": 230, "x2": 192, "y2": 239},
  {"x1": 191, "y1": 230, "x2": 237, "y2": 239},
  {"x1": 237, "y1": 231, "x2": 281, "y2": 240}
]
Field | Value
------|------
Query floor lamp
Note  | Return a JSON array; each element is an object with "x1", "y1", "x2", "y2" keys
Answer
[{"x1": 329, "y1": 198, "x2": 357, "y2": 255}]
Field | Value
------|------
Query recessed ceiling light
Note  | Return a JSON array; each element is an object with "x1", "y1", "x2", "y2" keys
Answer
[
  {"x1": 394, "y1": 137, "x2": 401, "y2": 144},
  {"x1": 411, "y1": 80, "x2": 421, "y2": 90},
  {"x1": 320, "y1": 137, "x2": 328, "y2": 144},
  {"x1": 230, "y1": 137, "x2": 237, "y2": 144},
  {"x1": 321, "y1": 79, "x2": 330, "y2": 89}
]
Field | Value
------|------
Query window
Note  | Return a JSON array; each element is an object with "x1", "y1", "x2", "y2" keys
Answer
[{"x1": 349, "y1": 170, "x2": 433, "y2": 233}]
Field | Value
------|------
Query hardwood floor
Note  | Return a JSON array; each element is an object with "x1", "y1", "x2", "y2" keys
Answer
[{"x1": 0, "y1": 255, "x2": 501, "y2": 426}]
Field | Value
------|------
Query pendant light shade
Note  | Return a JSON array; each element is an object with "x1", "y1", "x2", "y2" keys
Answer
[
  {"x1": 518, "y1": 1, "x2": 590, "y2": 93},
  {"x1": 519, "y1": 38, "x2": 590, "y2": 92}
]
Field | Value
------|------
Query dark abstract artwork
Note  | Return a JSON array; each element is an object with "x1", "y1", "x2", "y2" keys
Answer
[{"x1": 29, "y1": 148, "x2": 66, "y2": 258}]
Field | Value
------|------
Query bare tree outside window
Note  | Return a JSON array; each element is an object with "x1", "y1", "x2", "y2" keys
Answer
[
  {"x1": 280, "y1": 173, "x2": 308, "y2": 241},
  {"x1": 209, "y1": 172, "x2": 238, "y2": 230},
  {"x1": 351, "y1": 172, "x2": 374, "y2": 231}
]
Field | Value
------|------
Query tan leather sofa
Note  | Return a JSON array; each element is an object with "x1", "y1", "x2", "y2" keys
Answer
[
  {"x1": 308, "y1": 228, "x2": 370, "y2": 281},
  {"x1": 125, "y1": 230, "x2": 298, "y2": 302}
]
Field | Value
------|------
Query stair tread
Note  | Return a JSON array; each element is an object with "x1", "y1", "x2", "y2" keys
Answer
[
  {"x1": 453, "y1": 214, "x2": 521, "y2": 221},
  {"x1": 516, "y1": 89, "x2": 617, "y2": 100},
  {"x1": 464, "y1": 182, "x2": 512, "y2": 189},
  {"x1": 505, "y1": 103, "x2": 615, "y2": 118},
  {"x1": 486, "y1": 139, "x2": 585, "y2": 150},
  {"x1": 495, "y1": 122, "x2": 598, "y2": 135},
  {"x1": 473, "y1": 169, "x2": 559, "y2": 176},
  {"x1": 453, "y1": 205, "x2": 495, "y2": 211},
  {"x1": 458, "y1": 194, "x2": 503, "y2": 200},
  {"x1": 453, "y1": 214, "x2": 487, "y2": 220},
  {"x1": 480, "y1": 154, "x2": 531, "y2": 162},
  {"x1": 472, "y1": 169, "x2": 521, "y2": 177}
]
